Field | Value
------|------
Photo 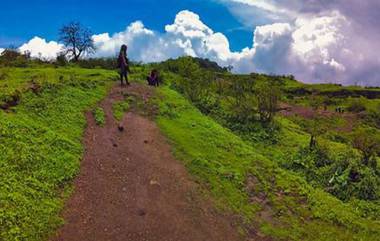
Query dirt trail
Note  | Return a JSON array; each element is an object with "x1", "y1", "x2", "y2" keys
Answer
[{"x1": 51, "y1": 83, "x2": 241, "y2": 241}]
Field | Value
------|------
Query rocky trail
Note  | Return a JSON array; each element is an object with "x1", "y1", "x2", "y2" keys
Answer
[{"x1": 50, "y1": 83, "x2": 242, "y2": 241}]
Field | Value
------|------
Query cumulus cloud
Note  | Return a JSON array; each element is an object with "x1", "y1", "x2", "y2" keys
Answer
[
  {"x1": 219, "y1": 0, "x2": 380, "y2": 86},
  {"x1": 17, "y1": 4, "x2": 380, "y2": 86},
  {"x1": 0, "y1": 48, "x2": 4, "y2": 55},
  {"x1": 18, "y1": 37, "x2": 63, "y2": 60},
  {"x1": 92, "y1": 10, "x2": 254, "y2": 69}
]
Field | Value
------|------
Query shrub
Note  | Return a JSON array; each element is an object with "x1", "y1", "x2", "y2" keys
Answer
[
  {"x1": 352, "y1": 127, "x2": 380, "y2": 168},
  {"x1": 287, "y1": 145, "x2": 380, "y2": 201},
  {"x1": 255, "y1": 78, "x2": 282, "y2": 123},
  {"x1": 0, "y1": 67, "x2": 10, "y2": 80},
  {"x1": 347, "y1": 98, "x2": 367, "y2": 113}
]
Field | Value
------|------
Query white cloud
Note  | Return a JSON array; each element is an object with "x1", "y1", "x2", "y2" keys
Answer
[
  {"x1": 0, "y1": 48, "x2": 4, "y2": 55},
  {"x1": 92, "y1": 10, "x2": 253, "y2": 67},
  {"x1": 93, "y1": 21, "x2": 160, "y2": 60},
  {"x1": 18, "y1": 37, "x2": 63, "y2": 60},
  {"x1": 165, "y1": 10, "x2": 213, "y2": 38},
  {"x1": 219, "y1": 0, "x2": 380, "y2": 86},
  {"x1": 292, "y1": 12, "x2": 346, "y2": 61},
  {"x1": 17, "y1": 6, "x2": 380, "y2": 86}
]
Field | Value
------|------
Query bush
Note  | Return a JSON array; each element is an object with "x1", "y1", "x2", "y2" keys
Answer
[
  {"x1": 75, "y1": 58, "x2": 117, "y2": 70},
  {"x1": 347, "y1": 98, "x2": 367, "y2": 113},
  {"x1": 287, "y1": 145, "x2": 380, "y2": 201},
  {"x1": 255, "y1": 78, "x2": 282, "y2": 123},
  {"x1": 364, "y1": 108, "x2": 380, "y2": 129},
  {"x1": 0, "y1": 49, "x2": 30, "y2": 67},
  {"x1": 352, "y1": 127, "x2": 380, "y2": 168}
]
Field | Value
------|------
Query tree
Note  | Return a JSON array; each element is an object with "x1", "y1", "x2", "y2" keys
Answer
[
  {"x1": 227, "y1": 75, "x2": 256, "y2": 122},
  {"x1": 309, "y1": 94, "x2": 323, "y2": 111},
  {"x1": 347, "y1": 98, "x2": 367, "y2": 113},
  {"x1": 352, "y1": 127, "x2": 380, "y2": 168},
  {"x1": 304, "y1": 117, "x2": 327, "y2": 150},
  {"x1": 0, "y1": 49, "x2": 30, "y2": 67},
  {"x1": 255, "y1": 79, "x2": 281, "y2": 123},
  {"x1": 59, "y1": 22, "x2": 95, "y2": 61}
]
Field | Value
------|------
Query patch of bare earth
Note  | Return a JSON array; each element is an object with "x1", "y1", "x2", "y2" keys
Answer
[
  {"x1": 279, "y1": 102, "x2": 358, "y2": 132},
  {"x1": 50, "y1": 83, "x2": 244, "y2": 241}
]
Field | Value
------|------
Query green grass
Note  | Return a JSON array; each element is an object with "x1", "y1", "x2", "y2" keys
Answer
[
  {"x1": 153, "y1": 86, "x2": 380, "y2": 240},
  {"x1": 1, "y1": 62, "x2": 379, "y2": 240},
  {"x1": 93, "y1": 107, "x2": 106, "y2": 126},
  {"x1": 112, "y1": 100, "x2": 130, "y2": 121},
  {"x1": 0, "y1": 67, "x2": 116, "y2": 241},
  {"x1": 0, "y1": 67, "x2": 115, "y2": 106}
]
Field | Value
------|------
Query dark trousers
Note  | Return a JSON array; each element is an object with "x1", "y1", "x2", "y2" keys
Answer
[{"x1": 120, "y1": 68, "x2": 129, "y2": 85}]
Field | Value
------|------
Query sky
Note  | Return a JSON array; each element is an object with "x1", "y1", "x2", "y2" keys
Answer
[{"x1": 1, "y1": 0, "x2": 379, "y2": 86}]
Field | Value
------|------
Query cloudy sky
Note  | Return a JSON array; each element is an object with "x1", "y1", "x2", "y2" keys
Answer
[{"x1": 1, "y1": 0, "x2": 379, "y2": 86}]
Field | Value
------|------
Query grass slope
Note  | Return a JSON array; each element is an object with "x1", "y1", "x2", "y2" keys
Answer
[
  {"x1": 0, "y1": 67, "x2": 117, "y2": 240},
  {"x1": 154, "y1": 86, "x2": 380, "y2": 241}
]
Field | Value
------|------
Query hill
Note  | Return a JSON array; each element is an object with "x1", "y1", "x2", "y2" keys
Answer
[{"x1": 0, "y1": 56, "x2": 379, "y2": 240}]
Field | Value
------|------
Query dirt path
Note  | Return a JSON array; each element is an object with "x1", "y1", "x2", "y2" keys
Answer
[{"x1": 50, "y1": 83, "x2": 241, "y2": 241}]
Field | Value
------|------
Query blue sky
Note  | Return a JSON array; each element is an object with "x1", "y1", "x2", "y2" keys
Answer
[
  {"x1": 1, "y1": 0, "x2": 379, "y2": 86},
  {"x1": 0, "y1": 0, "x2": 252, "y2": 51}
]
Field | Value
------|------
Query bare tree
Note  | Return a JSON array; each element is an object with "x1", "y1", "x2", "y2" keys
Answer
[{"x1": 59, "y1": 22, "x2": 95, "y2": 61}]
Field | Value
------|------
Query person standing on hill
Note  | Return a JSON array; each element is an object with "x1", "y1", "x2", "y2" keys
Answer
[{"x1": 117, "y1": 44, "x2": 130, "y2": 86}]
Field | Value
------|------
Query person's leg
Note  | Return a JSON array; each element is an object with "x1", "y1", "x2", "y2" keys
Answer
[{"x1": 120, "y1": 71, "x2": 124, "y2": 86}]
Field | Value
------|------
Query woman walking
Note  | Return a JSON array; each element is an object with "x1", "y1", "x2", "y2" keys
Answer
[{"x1": 118, "y1": 44, "x2": 130, "y2": 86}]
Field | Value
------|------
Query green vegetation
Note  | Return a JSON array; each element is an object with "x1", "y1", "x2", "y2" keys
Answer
[
  {"x1": 154, "y1": 86, "x2": 380, "y2": 240},
  {"x1": 0, "y1": 66, "x2": 116, "y2": 240},
  {"x1": 1, "y1": 54, "x2": 380, "y2": 241},
  {"x1": 93, "y1": 107, "x2": 106, "y2": 126},
  {"x1": 151, "y1": 56, "x2": 380, "y2": 240},
  {"x1": 112, "y1": 100, "x2": 130, "y2": 121},
  {"x1": 154, "y1": 57, "x2": 380, "y2": 204}
]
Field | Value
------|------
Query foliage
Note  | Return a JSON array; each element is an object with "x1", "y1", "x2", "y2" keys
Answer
[
  {"x1": 75, "y1": 58, "x2": 117, "y2": 70},
  {"x1": 286, "y1": 144, "x2": 380, "y2": 201},
  {"x1": 0, "y1": 49, "x2": 32, "y2": 67},
  {"x1": 347, "y1": 98, "x2": 367, "y2": 113},
  {"x1": 59, "y1": 22, "x2": 95, "y2": 61},
  {"x1": 302, "y1": 116, "x2": 329, "y2": 149},
  {"x1": 167, "y1": 57, "x2": 215, "y2": 104},
  {"x1": 255, "y1": 78, "x2": 282, "y2": 123},
  {"x1": 154, "y1": 86, "x2": 380, "y2": 241},
  {"x1": 93, "y1": 107, "x2": 106, "y2": 126},
  {"x1": 0, "y1": 67, "x2": 115, "y2": 241},
  {"x1": 112, "y1": 100, "x2": 130, "y2": 121},
  {"x1": 351, "y1": 127, "x2": 380, "y2": 168},
  {"x1": 364, "y1": 108, "x2": 380, "y2": 129},
  {"x1": 159, "y1": 56, "x2": 229, "y2": 73},
  {"x1": 1, "y1": 56, "x2": 380, "y2": 240},
  {"x1": 309, "y1": 94, "x2": 324, "y2": 110}
]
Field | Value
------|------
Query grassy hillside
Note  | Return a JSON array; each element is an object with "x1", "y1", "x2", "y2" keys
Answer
[
  {"x1": 147, "y1": 56, "x2": 380, "y2": 239},
  {"x1": 153, "y1": 86, "x2": 380, "y2": 240},
  {"x1": 0, "y1": 67, "x2": 117, "y2": 240},
  {"x1": 1, "y1": 56, "x2": 379, "y2": 240}
]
